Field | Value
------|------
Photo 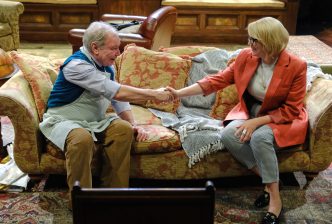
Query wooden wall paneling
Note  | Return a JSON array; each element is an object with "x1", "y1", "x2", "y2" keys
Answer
[
  {"x1": 19, "y1": 0, "x2": 164, "y2": 42},
  {"x1": 170, "y1": 1, "x2": 299, "y2": 44},
  {"x1": 98, "y1": 0, "x2": 162, "y2": 17},
  {"x1": 19, "y1": 3, "x2": 99, "y2": 41},
  {"x1": 283, "y1": 0, "x2": 300, "y2": 34}
]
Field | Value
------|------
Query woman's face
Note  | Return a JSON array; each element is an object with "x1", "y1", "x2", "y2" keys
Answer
[{"x1": 248, "y1": 36, "x2": 267, "y2": 58}]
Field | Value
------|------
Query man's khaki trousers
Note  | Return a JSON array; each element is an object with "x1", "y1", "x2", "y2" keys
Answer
[{"x1": 64, "y1": 119, "x2": 133, "y2": 192}]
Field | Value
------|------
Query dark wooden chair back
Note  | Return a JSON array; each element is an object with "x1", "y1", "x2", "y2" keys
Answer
[{"x1": 72, "y1": 180, "x2": 215, "y2": 224}]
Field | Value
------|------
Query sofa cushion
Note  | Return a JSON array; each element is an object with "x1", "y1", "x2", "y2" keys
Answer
[
  {"x1": 0, "y1": 23, "x2": 12, "y2": 36},
  {"x1": 209, "y1": 54, "x2": 239, "y2": 120},
  {"x1": 210, "y1": 85, "x2": 239, "y2": 120},
  {"x1": 46, "y1": 124, "x2": 181, "y2": 159},
  {"x1": 130, "y1": 105, "x2": 180, "y2": 154},
  {"x1": 133, "y1": 124, "x2": 181, "y2": 154},
  {"x1": 0, "y1": 36, "x2": 14, "y2": 52},
  {"x1": 46, "y1": 104, "x2": 180, "y2": 159},
  {"x1": 116, "y1": 44, "x2": 191, "y2": 113},
  {"x1": 131, "y1": 105, "x2": 161, "y2": 125},
  {"x1": 10, "y1": 52, "x2": 55, "y2": 121}
]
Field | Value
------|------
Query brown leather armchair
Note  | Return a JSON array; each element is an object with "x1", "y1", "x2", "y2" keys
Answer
[{"x1": 68, "y1": 6, "x2": 177, "y2": 53}]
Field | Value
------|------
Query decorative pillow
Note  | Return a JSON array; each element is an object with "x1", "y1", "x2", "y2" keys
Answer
[
  {"x1": 116, "y1": 44, "x2": 191, "y2": 112},
  {"x1": 10, "y1": 51, "x2": 54, "y2": 121},
  {"x1": 13, "y1": 52, "x2": 56, "y2": 72},
  {"x1": 209, "y1": 84, "x2": 239, "y2": 120},
  {"x1": 208, "y1": 54, "x2": 241, "y2": 120},
  {"x1": 159, "y1": 46, "x2": 220, "y2": 57},
  {"x1": 49, "y1": 58, "x2": 66, "y2": 83}
]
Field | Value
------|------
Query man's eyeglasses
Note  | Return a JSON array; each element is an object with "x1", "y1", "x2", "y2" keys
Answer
[{"x1": 248, "y1": 37, "x2": 258, "y2": 45}]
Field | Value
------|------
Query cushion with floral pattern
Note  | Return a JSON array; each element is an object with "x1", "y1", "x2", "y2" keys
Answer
[
  {"x1": 209, "y1": 84, "x2": 239, "y2": 120},
  {"x1": 115, "y1": 44, "x2": 191, "y2": 113},
  {"x1": 10, "y1": 51, "x2": 55, "y2": 121}
]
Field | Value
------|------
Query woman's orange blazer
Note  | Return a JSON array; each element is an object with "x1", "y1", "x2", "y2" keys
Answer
[{"x1": 198, "y1": 48, "x2": 308, "y2": 148}]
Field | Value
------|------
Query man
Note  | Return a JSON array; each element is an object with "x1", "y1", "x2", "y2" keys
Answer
[{"x1": 39, "y1": 21, "x2": 172, "y2": 203}]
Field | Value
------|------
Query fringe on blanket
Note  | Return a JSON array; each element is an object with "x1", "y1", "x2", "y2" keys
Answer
[{"x1": 188, "y1": 140, "x2": 224, "y2": 168}]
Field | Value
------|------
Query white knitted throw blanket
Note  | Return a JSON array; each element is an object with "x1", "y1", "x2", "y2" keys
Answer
[{"x1": 150, "y1": 106, "x2": 224, "y2": 168}]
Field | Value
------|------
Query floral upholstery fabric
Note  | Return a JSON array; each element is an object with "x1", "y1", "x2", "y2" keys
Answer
[
  {"x1": 133, "y1": 125, "x2": 181, "y2": 154},
  {"x1": 10, "y1": 51, "x2": 54, "y2": 121},
  {"x1": 130, "y1": 105, "x2": 161, "y2": 125},
  {"x1": 116, "y1": 44, "x2": 191, "y2": 113},
  {"x1": 130, "y1": 146, "x2": 310, "y2": 179},
  {"x1": 210, "y1": 84, "x2": 239, "y2": 120},
  {"x1": 0, "y1": 1, "x2": 24, "y2": 51},
  {"x1": 0, "y1": 35, "x2": 14, "y2": 52},
  {"x1": 0, "y1": 51, "x2": 331, "y2": 180}
]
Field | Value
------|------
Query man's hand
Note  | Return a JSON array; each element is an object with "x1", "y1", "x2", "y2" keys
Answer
[
  {"x1": 133, "y1": 125, "x2": 148, "y2": 142},
  {"x1": 154, "y1": 87, "x2": 174, "y2": 102}
]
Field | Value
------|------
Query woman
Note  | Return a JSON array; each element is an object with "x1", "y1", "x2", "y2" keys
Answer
[{"x1": 167, "y1": 17, "x2": 308, "y2": 224}]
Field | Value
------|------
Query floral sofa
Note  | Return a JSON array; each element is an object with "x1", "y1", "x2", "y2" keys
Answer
[{"x1": 0, "y1": 45, "x2": 331, "y2": 182}]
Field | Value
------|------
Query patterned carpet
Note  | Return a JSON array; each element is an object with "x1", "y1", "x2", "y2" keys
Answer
[
  {"x1": 214, "y1": 166, "x2": 332, "y2": 223},
  {"x1": 0, "y1": 166, "x2": 331, "y2": 224}
]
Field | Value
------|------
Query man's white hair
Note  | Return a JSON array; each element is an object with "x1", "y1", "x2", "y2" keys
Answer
[{"x1": 83, "y1": 21, "x2": 118, "y2": 53}]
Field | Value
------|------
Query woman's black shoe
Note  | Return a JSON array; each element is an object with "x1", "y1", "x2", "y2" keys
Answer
[
  {"x1": 261, "y1": 209, "x2": 283, "y2": 224},
  {"x1": 254, "y1": 190, "x2": 270, "y2": 208}
]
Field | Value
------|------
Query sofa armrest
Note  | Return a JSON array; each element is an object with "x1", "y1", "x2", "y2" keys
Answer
[
  {"x1": 101, "y1": 14, "x2": 147, "y2": 22},
  {"x1": 118, "y1": 33, "x2": 151, "y2": 51},
  {"x1": 68, "y1": 28, "x2": 151, "y2": 53},
  {"x1": 304, "y1": 78, "x2": 332, "y2": 171},
  {"x1": 0, "y1": 1, "x2": 24, "y2": 21},
  {"x1": 0, "y1": 1, "x2": 24, "y2": 50},
  {"x1": 0, "y1": 72, "x2": 43, "y2": 174}
]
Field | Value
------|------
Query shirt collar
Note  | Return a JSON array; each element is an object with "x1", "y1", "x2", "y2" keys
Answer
[{"x1": 80, "y1": 46, "x2": 103, "y2": 67}]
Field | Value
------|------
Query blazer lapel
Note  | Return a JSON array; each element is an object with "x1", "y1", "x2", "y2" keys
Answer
[{"x1": 238, "y1": 55, "x2": 259, "y2": 96}]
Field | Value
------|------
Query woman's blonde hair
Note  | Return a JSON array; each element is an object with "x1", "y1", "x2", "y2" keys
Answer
[{"x1": 248, "y1": 17, "x2": 289, "y2": 56}]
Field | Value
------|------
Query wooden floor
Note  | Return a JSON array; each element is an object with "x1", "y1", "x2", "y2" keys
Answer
[
  {"x1": 19, "y1": 32, "x2": 331, "y2": 62},
  {"x1": 18, "y1": 41, "x2": 247, "y2": 59}
]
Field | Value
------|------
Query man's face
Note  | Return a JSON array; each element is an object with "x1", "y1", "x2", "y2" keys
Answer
[{"x1": 91, "y1": 33, "x2": 121, "y2": 66}]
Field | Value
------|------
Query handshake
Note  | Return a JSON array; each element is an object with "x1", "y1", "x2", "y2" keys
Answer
[{"x1": 154, "y1": 87, "x2": 178, "y2": 102}]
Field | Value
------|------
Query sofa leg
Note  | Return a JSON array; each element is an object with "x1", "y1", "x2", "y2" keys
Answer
[
  {"x1": 303, "y1": 171, "x2": 319, "y2": 186},
  {"x1": 28, "y1": 174, "x2": 49, "y2": 192}
]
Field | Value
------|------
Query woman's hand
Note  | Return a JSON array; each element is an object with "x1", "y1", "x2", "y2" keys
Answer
[
  {"x1": 154, "y1": 87, "x2": 174, "y2": 102},
  {"x1": 133, "y1": 125, "x2": 148, "y2": 142},
  {"x1": 235, "y1": 117, "x2": 268, "y2": 142},
  {"x1": 165, "y1": 86, "x2": 179, "y2": 100}
]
